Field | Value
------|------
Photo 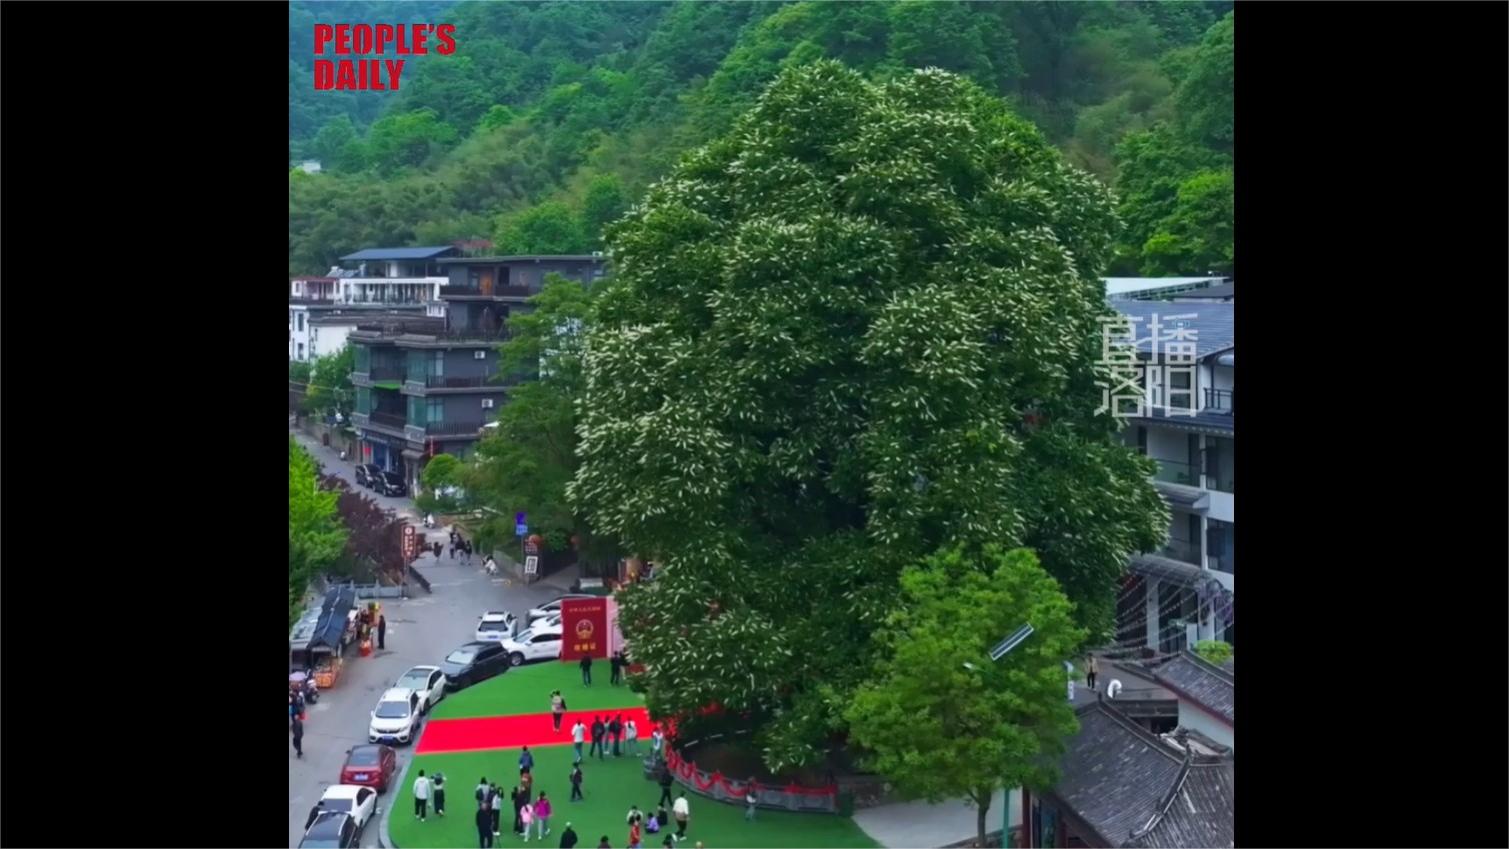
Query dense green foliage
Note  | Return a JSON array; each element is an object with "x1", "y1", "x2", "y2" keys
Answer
[
  {"x1": 1193, "y1": 638, "x2": 1233, "y2": 666},
  {"x1": 569, "y1": 62, "x2": 1166, "y2": 770},
  {"x1": 847, "y1": 547, "x2": 1085, "y2": 847},
  {"x1": 289, "y1": 438, "x2": 347, "y2": 624},
  {"x1": 289, "y1": 1, "x2": 1233, "y2": 276}
]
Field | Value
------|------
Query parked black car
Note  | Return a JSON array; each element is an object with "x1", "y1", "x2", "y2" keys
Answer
[
  {"x1": 440, "y1": 641, "x2": 509, "y2": 691},
  {"x1": 354, "y1": 464, "x2": 381, "y2": 489},
  {"x1": 377, "y1": 471, "x2": 407, "y2": 497}
]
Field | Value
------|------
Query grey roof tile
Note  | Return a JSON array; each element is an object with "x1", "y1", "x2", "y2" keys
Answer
[{"x1": 1153, "y1": 651, "x2": 1235, "y2": 724}]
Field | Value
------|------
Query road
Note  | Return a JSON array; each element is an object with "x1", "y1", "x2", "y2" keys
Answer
[{"x1": 289, "y1": 428, "x2": 578, "y2": 848}]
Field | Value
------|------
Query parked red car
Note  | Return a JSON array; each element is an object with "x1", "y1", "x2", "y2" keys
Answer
[{"x1": 339, "y1": 744, "x2": 397, "y2": 793}]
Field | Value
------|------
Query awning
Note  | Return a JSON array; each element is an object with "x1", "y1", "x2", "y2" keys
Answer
[
  {"x1": 1216, "y1": 352, "x2": 1234, "y2": 367},
  {"x1": 1154, "y1": 481, "x2": 1210, "y2": 511},
  {"x1": 1128, "y1": 553, "x2": 1206, "y2": 587}
]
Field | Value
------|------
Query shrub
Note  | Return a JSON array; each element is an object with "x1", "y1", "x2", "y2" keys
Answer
[{"x1": 1193, "y1": 639, "x2": 1233, "y2": 666}]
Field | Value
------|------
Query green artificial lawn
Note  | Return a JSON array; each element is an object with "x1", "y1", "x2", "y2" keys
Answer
[
  {"x1": 387, "y1": 745, "x2": 880, "y2": 849},
  {"x1": 432, "y1": 662, "x2": 646, "y2": 720}
]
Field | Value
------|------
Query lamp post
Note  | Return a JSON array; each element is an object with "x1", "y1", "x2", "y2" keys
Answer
[{"x1": 969, "y1": 624, "x2": 1035, "y2": 848}]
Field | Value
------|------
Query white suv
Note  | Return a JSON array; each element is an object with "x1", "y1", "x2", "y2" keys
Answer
[
  {"x1": 500, "y1": 623, "x2": 565, "y2": 667},
  {"x1": 368, "y1": 687, "x2": 422, "y2": 745},
  {"x1": 475, "y1": 611, "x2": 520, "y2": 643}
]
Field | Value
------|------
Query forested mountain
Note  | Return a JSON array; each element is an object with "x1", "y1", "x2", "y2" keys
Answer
[{"x1": 289, "y1": 1, "x2": 1232, "y2": 277}]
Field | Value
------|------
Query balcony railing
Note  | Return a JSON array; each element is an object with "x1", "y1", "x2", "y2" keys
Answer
[
  {"x1": 423, "y1": 374, "x2": 495, "y2": 388},
  {"x1": 420, "y1": 419, "x2": 487, "y2": 436},
  {"x1": 1205, "y1": 387, "x2": 1234, "y2": 413},
  {"x1": 368, "y1": 365, "x2": 404, "y2": 382},
  {"x1": 440, "y1": 284, "x2": 536, "y2": 299},
  {"x1": 443, "y1": 325, "x2": 513, "y2": 342},
  {"x1": 1150, "y1": 458, "x2": 1201, "y2": 487},
  {"x1": 1160, "y1": 537, "x2": 1202, "y2": 565},
  {"x1": 369, "y1": 411, "x2": 407, "y2": 428}
]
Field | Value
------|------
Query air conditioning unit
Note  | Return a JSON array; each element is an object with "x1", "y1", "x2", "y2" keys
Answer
[
  {"x1": 481, "y1": 398, "x2": 495, "y2": 409},
  {"x1": 474, "y1": 350, "x2": 486, "y2": 360}
]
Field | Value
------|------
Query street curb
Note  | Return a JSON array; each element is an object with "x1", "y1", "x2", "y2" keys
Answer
[{"x1": 379, "y1": 794, "x2": 394, "y2": 849}]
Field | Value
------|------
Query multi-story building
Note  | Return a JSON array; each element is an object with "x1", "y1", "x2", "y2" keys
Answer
[
  {"x1": 289, "y1": 273, "x2": 425, "y2": 362},
  {"x1": 1110, "y1": 300, "x2": 1235, "y2": 658},
  {"x1": 1105, "y1": 276, "x2": 1231, "y2": 301},
  {"x1": 337, "y1": 246, "x2": 457, "y2": 317},
  {"x1": 348, "y1": 254, "x2": 608, "y2": 493}
]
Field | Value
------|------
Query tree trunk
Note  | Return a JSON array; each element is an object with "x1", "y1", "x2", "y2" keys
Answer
[{"x1": 974, "y1": 787, "x2": 993, "y2": 848}]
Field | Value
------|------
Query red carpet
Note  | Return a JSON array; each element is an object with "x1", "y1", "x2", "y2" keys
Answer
[{"x1": 417, "y1": 708, "x2": 653, "y2": 754}]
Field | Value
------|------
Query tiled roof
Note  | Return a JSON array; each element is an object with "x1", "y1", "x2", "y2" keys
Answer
[
  {"x1": 1152, "y1": 651, "x2": 1235, "y2": 724},
  {"x1": 340, "y1": 246, "x2": 457, "y2": 261},
  {"x1": 1050, "y1": 701, "x2": 1234, "y2": 848}
]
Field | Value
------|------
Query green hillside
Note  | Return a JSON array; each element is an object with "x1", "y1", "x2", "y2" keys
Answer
[{"x1": 289, "y1": 1, "x2": 1233, "y2": 277}]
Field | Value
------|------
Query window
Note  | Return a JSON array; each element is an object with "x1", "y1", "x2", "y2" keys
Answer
[
  {"x1": 297, "y1": 313, "x2": 305, "y2": 331},
  {"x1": 432, "y1": 350, "x2": 444, "y2": 378},
  {"x1": 1206, "y1": 520, "x2": 1234, "y2": 574},
  {"x1": 297, "y1": 342, "x2": 305, "y2": 359},
  {"x1": 426, "y1": 398, "x2": 444, "y2": 425}
]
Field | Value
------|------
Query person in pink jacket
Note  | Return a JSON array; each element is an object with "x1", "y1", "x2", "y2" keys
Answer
[
  {"x1": 520, "y1": 799, "x2": 535, "y2": 842},
  {"x1": 533, "y1": 792, "x2": 553, "y2": 840}
]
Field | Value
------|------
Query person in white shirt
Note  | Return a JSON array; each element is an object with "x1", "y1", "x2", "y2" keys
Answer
[
  {"x1": 672, "y1": 793, "x2": 690, "y2": 841},
  {"x1": 572, "y1": 720, "x2": 587, "y2": 764},
  {"x1": 651, "y1": 727, "x2": 664, "y2": 763},
  {"x1": 413, "y1": 769, "x2": 433, "y2": 821},
  {"x1": 625, "y1": 718, "x2": 639, "y2": 755}
]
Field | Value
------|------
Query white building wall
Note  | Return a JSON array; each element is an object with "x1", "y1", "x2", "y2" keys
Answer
[
  {"x1": 1176, "y1": 702, "x2": 1234, "y2": 750},
  {"x1": 290, "y1": 306, "x2": 312, "y2": 361},
  {"x1": 308, "y1": 324, "x2": 354, "y2": 360}
]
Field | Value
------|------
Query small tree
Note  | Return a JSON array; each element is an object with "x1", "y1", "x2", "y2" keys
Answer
[
  {"x1": 290, "y1": 439, "x2": 346, "y2": 623},
  {"x1": 305, "y1": 346, "x2": 356, "y2": 419},
  {"x1": 321, "y1": 473, "x2": 406, "y2": 582},
  {"x1": 846, "y1": 546, "x2": 1085, "y2": 848},
  {"x1": 1193, "y1": 639, "x2": 1232, "y2": 666}
]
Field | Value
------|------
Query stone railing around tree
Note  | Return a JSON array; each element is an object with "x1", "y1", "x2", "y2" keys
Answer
[{"x1": 643, "y1": 735, "x2": 840, "y2": 814}]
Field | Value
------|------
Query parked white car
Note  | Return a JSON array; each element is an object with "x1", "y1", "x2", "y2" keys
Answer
[
  {"x1": 305, "y1": 784, "x2": 379, "y2": 835},
  {"x1": 500, "y1": 623, "x2": 565, "y2": 667},
  {"x1": 394, "y1": 665, "x2": 447, "y2": 714},
  {"x1": 368, "y1": 687, "x2": 422, "y2": 745},
  {"x1": 475, "y1": 611, "x2": 521, "y2": 643},
  {"x1": 526, "y1": 594, "x2": 596, "y2": 622}
]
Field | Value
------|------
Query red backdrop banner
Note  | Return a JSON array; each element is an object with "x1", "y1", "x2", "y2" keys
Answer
[{"x1": 559, "y1": 597, "x2": 609, "y2": 660}]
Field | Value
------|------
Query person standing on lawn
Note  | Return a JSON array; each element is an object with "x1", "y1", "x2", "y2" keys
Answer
[
  {"x1": 672, "y1": 793, "x2": 690, "y2": 842},
  {"x1": 551, "y1": 691, "x2": 567, "y2": 732},
  {"x1": 534, "y1": 792, "x2": 553, "y2": 840},
  {"x1": 744, "y1": 782, "x2": 758, "y2": 821},
  {"x1": 580, "y1": 653, "x2": 593, "y2": 686},
  {"x1": 609, "y1": 714, "x2": 623, "y2": 757},
  {"x1": 520, "y1": 799, "x2": 535, "y2": 843},
  {"x1": 591, "y1": 716, "x2": 607, "y2": 760},
  {"x1": 560, "y1": 824, "x2": 579, "y2": 849},
  {"x1": 657, "y1": 766, "x2": 675, "y2": 809},
  {"x1": 572, "y1": 719, "x2": 587, "y2": 763},
  {"x1": 477, "y1": 777, "x2": 491, "y2": 809},
  {"x1": 569, "y1": 764, "x2": 584, "y2": 801},
  {"x1": 413, "y1": 770, "x2": 432, "y2": 821},
  {"x1": 433, "y1": 772, "x2": 447, "y2": 817},
  {"x1": 624, "y1": 718, "x2": 639, "y2": 756},
  {"x1": 609, "y1": 651, "x2": 623, "y2": 686},
  {"x1": 628, "y1": 820, "x2": 642, "y2": 849},
  {"x1": 510, "y1": 785, "x2": 525, "y2": 836},
  {"x1": 651, "y1": 726, "x2": 665, "y2": 764},
  {"x1": 520, "y1": 746, "x2": 536, "y2": 774},
  {"x1": 477, "y1": 805, "x2": 495, "y2": 849}
]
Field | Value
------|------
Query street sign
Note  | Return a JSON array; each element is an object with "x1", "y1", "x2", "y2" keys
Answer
[
  {"x1": 524, "y1": 538, "x2": 540, "y2": 556},
  {"x1": 523, "y1": 556, "x2": 539, "y2": 576},
  {"x1": 401, "y1": 525, "x2": 417, "y2": 561},
  {"x1": 516, "y1": 522, "x2": 528, "y2": 537},
  {"x1": 516, "y1": 511, "x2": 526, "y2": 524}
]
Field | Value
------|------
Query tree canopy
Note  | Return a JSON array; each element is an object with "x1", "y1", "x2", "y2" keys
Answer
[
  {"x1": 847, "y1": 546, "x2": 1085, "y2": 848},
  {"x1": 289, "y1": 438, "x2": 346, "y2": 624},
  {"x1": 569, "y1": 62, "x2": 1165, "y2": 770}
]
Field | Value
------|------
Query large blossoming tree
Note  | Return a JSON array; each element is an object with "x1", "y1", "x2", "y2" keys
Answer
[{"x1": 569, "y1": 61, "x2": 1165, "y2": 769}]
